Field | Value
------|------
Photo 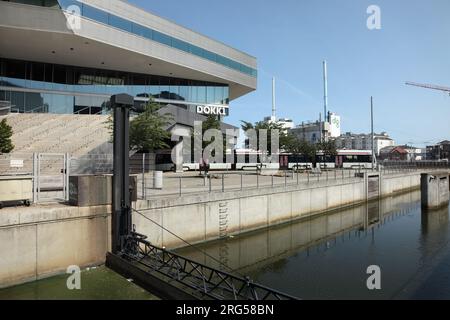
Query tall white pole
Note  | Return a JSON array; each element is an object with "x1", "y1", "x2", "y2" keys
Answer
[
  {"x1": 323, "y1": 61, "x2": 328, "y2": 123},
  {"x1": 272, "y1": 77, "x2": 276, "y2": 120},
  {"x1": 371, "y1": 96, "x2": 375, "y2": 170}
]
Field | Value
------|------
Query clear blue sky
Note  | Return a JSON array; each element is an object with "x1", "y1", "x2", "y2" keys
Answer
[{"x1": 130, "y1": 0, "x2": 450, "y2": 147}]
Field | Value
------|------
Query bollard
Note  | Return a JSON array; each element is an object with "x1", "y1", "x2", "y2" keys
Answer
[
  {"x1": 222, "y1": 174, "x2": 225, "y2": 192},
  {"x1": 421, "y1": 172, "x2": 449, "y2": 210}
]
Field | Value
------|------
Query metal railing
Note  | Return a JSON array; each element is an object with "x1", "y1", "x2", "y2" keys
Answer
[
  {"x1": 121, "y1": 232, "x2": 298, "y2": 300},
  {"x1": 136, "y1": 168, "x2": 367, "y2": 200}
]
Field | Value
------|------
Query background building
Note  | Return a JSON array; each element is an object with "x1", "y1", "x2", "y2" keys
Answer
[
  {"x1": 0, "y1": 0, "x2": 256, "y2": 127},
  {"x1": 334, "y1": 132, "x2": 395, "y2": 156},
  {"x1": 427, "y1": 141, "x2": 450, "y2": 160},
  {"x1": 290, "y1": 112, "x2": 341, "y2": 144}
]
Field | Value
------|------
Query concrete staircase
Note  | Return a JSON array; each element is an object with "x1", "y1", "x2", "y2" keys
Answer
[{"x1": 0, "y1": 114, "x2": 113, "y2": 175}]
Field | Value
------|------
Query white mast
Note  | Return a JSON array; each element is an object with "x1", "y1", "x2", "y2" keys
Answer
[
  {"x1": 323, "y1": 61, "x2": 328, "y2": 123},
  {"x1": 272, "y1": 77, "x2": 276, "y2": 121}
]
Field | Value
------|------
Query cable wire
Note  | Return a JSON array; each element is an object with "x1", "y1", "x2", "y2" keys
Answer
[{"x1": 131, "y1": 207, "x2": 247, "y2": 278}]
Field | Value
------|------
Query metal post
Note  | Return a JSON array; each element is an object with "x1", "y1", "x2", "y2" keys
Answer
[
  {"x1": 240, "y1": 173, "x2": 243, "y2": 191},
  {"x1": 32, "y1": 153, "x2": 37, "y2": 204},
  {"x1": 209, "y1": 175, "x2": 212, "y2": 193},
  {"x1": 371, "y1": 97, "x2": 376, "y2": 171},
  {"x1": 142, "y1": 153, "x2": 146, "y2": 199},
  {"x1": 65, "y1": 153, "x2": 70, "y2": 201},
  {"x1": 222, "y1": 174, "x2": 225, "y2": 192},
  {"x1": 37, "y1": 153, "x2": 41, "y2": 203},
  {"x1": 111, "y1": 94, "x2": 134, "y2": 254},
  {"x1": 272, "y1": 174, "x2": 274, "y2": 188},
  {"x1": 179, "y1": 177, "x2": 182, "y2": 197},
  {"x1": 285, "y1": 171, "x2": 287, "y2": 187},
  {"x1": 257, "y1": 173, "x2": 259, "y2": 189}
]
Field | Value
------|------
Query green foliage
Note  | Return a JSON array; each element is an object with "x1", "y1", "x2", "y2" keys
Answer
[
  {"x1": 284, "y1": 134, "x2": 316, "y2": 159},
  {"x1": 317, "y1": 140, "x2": 338, "y2": 157},
  {"x1": 0, "y1": 119, "x2": 14, "y2": 154},
  {"x1": 106, "y1": 99, "x2": 173, "y2": 152},
  {"x1": 201, "y1": 115, "x2": 222, "y2": 150},
  {"x1": 240, "y1": 120, "x2": 291, "y2": 154},
  {"x1": 129, "y1": 100, "x2": 173, "y2": 152}
]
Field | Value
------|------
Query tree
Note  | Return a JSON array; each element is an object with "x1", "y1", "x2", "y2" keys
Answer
[
  {"x1": 129, "y1": 99, "x2": 172, "y2": 152},
  {"x1": 241, "y1": 120, "x2": 290, "y2": 154},
  {"x1": 201, "y1": 115, "x2": 221, "y2": 150},
  {"x1": 317, "y1": 140, "x2": 338, "y2": 160},
  {"x1": 0, "y1": 119, "x2": 14, "y2": 154},
  {"x1": 285, "y1": 135, "x2": 315, "y2": 158}
]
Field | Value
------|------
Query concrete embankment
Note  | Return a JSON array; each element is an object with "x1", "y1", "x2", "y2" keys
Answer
[
  {"x1": 0, "y1": 205, "x2": 111, "y2": 289},
  {"x1": 134, "y1": 171, "x2": 424, "y2": 249},
  {"x1": 0, "y1": 171, "x2": 440, "y2": 288}
]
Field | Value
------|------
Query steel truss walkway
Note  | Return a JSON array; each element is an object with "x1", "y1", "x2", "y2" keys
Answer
[{"x1": 107, "y1": 232, "x2": 298, "y2": 301}]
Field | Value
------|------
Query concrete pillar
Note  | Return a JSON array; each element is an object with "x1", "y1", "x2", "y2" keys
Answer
[{"x1": 421, "y1": 172, "x2": 450, "y2": 210}]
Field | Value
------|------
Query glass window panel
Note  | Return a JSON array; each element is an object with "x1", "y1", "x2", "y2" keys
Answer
[
  {"x1": 189, "y1": 85, "x2": 197, "y2": 103},
  {"x1": 53, "y1": 65, "x2": 66, "y2": 93},
  {"x1": 178, "y1": 80, "x2": 189, "y2": 102},
  {"x1": 11, "y1": 91, "x2": 25, "y2": 113},
  {"x1": 172, "y1": 38, "x2": 190, "y2": 53},
  {"x1": 190, "y1": 45, "x2": 205, "y2": 58},
  {"x1": 82, "y1": 4, "x2": 109, "y2": 24},
  {"x1": 132, "y1": 23, "x2": 152, "y2": 40},
  {"x1": 206, "y1": 86, "x2": 215, "y2": 104},
  {"x1": 203, "y1": 50, "x2": 217, "y2": 62},
  {"x1": 223, "y1": 86, "x2": 229, "y2": 104},
  {"x1": 25, "y1": 91, "x2": 45, "y2": 113},
  {"x1": 109, "y1": 14, "x2": 132, "y2": 33},
  {"x1": 5, "y1": 60, "x2": 26, "y2": 80},
  {"x1": 153, "y1": 31, "x2": 172, "y2": 46},
  {"x1": 197, "y1": 85, "x2": 206, "y2": 103},
  {"x1": 214, "y1": 86, "x2": 224, "y2": 105}
]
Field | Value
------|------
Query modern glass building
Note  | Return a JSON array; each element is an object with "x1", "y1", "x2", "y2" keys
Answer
[{"x1": 0, "y1": 0, "x2": 257, "y2": 116}]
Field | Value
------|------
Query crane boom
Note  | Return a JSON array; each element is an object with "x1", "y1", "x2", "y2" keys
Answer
[{"x1": 406, "y1": 81, "x2": 450, "y2": 93}]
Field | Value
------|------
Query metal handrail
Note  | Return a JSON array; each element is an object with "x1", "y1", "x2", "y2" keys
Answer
[{"x1": 122, "y1": 233, "x2": 299, "y2": 301}]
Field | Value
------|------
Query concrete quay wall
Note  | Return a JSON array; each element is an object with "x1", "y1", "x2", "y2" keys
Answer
[
  {"x1": 0, "y1": 171, "x2": 429, "y2": 288},
  {"x1": 0, "y1": 205, "x2": 111, "y2": 289},
  {"x1": 134, "y1": 172, "x2": 423, "y2": 249}
]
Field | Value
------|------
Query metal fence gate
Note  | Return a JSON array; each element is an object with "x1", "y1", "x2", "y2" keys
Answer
[{"x1": 33, "y1": 153, "x2": 70, "y2": 203}]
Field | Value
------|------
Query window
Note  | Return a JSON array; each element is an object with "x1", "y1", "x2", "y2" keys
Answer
[
  {"x1": 153, "y1": 31, "x2": 172, "y2": 46},
  {"x1": 172, "y1": 38, "x2": 190, "y2": 53},
  {"x1": 190, "y1": 45, "x2": 205, "y2": 58},
  {"x1": 82, "y1": 4, "x2": 109, "y2": 25},
  {"x1": 132, "y1": 23, "x2": 152, "y2": 40},
  {"x1": 109, "y1": 14, "x2": 132, "y2": 33}
]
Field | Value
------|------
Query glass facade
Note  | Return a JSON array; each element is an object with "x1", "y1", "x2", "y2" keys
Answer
[
  {"x1": 1, "y1": 0, "x2": 257, "y2": 78},
  {"x1": 0, "y1": 58, "x2": 230, "y2": 114}
]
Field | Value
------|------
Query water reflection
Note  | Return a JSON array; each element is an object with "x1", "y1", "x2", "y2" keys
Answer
[{"x1": 178, "y1": 191, "x2": 450, "y2": 300}]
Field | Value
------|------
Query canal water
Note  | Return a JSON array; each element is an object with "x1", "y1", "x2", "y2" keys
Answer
[
  {"x1": 0, "y1": 266, "x2": 158, "y2": 300},
  {"x1": 2, "y1": 190, "x2": 449, "y2": 300},
  {"x1": 178, "y1": 190, "x2": 450, "y2": 300}
]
